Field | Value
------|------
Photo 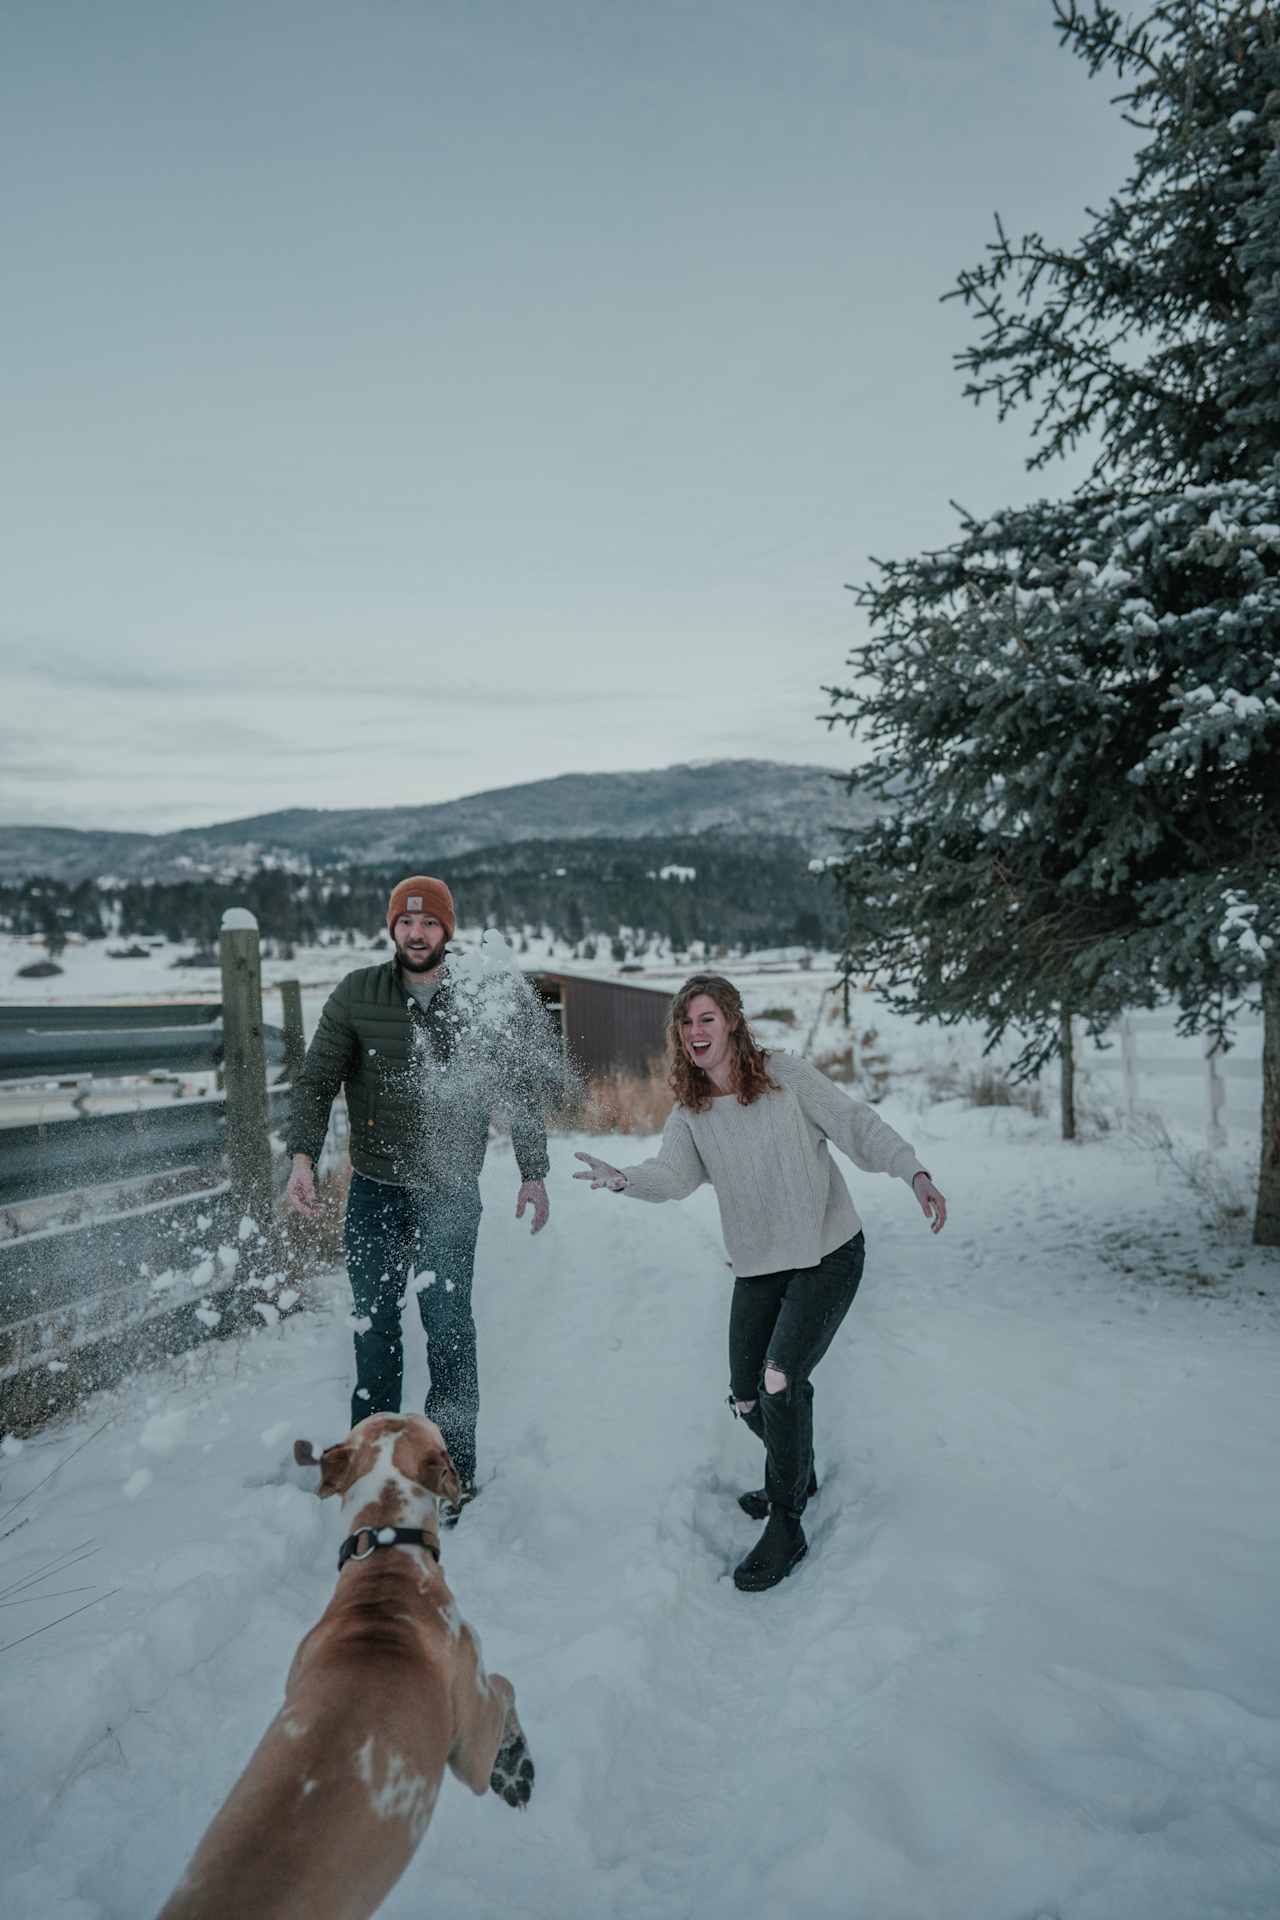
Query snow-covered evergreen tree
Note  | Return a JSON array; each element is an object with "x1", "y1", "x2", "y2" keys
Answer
[
  {"x1": 949, "y1": 0, "x2": 1280, "y2": 484},
  {"x1": 826, "y1": 0, "x2": 1280, "y2": 1241},
  {"x1": 827, "y1": 480, "x2": 1278, "y2": 1041}
]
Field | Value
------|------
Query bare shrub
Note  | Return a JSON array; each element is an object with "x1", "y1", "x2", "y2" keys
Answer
[
  {"x1": 911, "y1": 1055, "x2": 1045, "y2": 1116},
  {"x1": 922, "y1": 1057, "x2": 965, "y2": 1101},
  {"x1": 814, "y1": 1027, "x2": 891, "y2": 1099},
  {"x1": 1019, "y1": 1078, "x2": 1046, "y2": 1118},
  {"x1": 755, "y1": 1005, "x2": 797, "y2": 1026},
  {"x1": 963, "y1": 1065, "x2": 1016, "y2": 1106},
  {"x1": 1127, "y1": 1113, "x2": 1252, "y2": 1236},
  {"x1": 966, "y1": 1065, "x2": 1043, "y2": 1115}
]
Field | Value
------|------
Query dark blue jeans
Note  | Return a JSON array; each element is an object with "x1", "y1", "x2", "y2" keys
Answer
[
  {"x1": 728, "y1": 1232, "x2": 865, "y2": 1516},
  {"x1": 343, "y1": 1172, "x2": 483, "y2": 1481}
]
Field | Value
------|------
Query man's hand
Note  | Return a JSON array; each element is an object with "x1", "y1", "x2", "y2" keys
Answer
[
  {"x1": 573, "y1": 1151, "x2": 628, "y2": 1193},
  {"x1": 516, "y1": 1178, "x2": 550, "y2": 1235},
  {"x1": 286, "y1": 1154, "x2": 323, "y2": 1219},
  {"x1": 912, "y1": 1171, "x2": 947, "y2": 1234}
]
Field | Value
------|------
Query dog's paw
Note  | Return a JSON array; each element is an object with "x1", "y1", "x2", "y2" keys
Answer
[{"x1": 489, "y1": 1729, "x2": 534, "y2": 1809}]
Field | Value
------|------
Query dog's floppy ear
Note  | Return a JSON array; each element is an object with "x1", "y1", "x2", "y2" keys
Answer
[
  {"x1": 414, "y1": 1438, "x2": 461, "y2": 1507},
  {"x1": 294, "y1": 1438, "x2": 357, "y2": 1499}
]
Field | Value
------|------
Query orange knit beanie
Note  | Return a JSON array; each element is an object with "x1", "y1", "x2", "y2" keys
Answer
[{"x1": 386, "y1": 875, "x2": 456, "y2": 939}]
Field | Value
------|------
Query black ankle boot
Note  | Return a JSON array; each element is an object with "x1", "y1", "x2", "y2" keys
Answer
[
  {"x1": 738, "y1": 1464, "x2": 817, "y2": 1521},
  {"x1": 732, "y1": 1507, "x2": 808, "y2": 1592}
]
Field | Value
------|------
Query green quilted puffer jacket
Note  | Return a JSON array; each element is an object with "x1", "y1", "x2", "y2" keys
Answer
[{"x1": 285, "y1": 960, "x2": 552, "y2": 1188}]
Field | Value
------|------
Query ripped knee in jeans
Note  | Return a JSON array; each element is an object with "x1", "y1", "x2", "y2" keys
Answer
[
  {"x1": 763, "y1": 1366, "x2": 788, "y2": 1396},
  {"x1": 733, "y1": 1397, "x2": 757, "y2": 1416}
]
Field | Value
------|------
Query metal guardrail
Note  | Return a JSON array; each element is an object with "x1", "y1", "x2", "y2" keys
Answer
[
  {"x1": 0, "y1": 1183, "x2": 237, "y2": 1347},
  {"x1": 0, "y1": 1083, "x2": 294, "y2": 1207},
  {"x1": 0, "y1": 1185, "x2": 255, "y2": 1428},
  {"x1": 0, "y1": 1002, "x2": 220, "y2": 1030},
  {"x1": 0, "y1": 950, "x2": 301, "y2": 1433},
  {"x1": 0, "y1": 1026, "x2": 223, "y2": 1082},
  {"x1": 0, "y1": 1100, "x2": 225, "y2": 1204},
  {"x1": 0, "y1": 1021, "x2": 286, "y2": 1084}
]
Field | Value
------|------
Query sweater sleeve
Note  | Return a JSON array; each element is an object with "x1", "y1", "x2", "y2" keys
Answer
[
  {"x1": 617, "y1": 1107, "x2": 708, "y2": 1203},
  {"x1": 778, "y1": 1053, "x2": 927, "y2": 1187}
]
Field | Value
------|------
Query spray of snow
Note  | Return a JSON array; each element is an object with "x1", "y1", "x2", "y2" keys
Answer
[
  {"x1": 394, "y1": 930, "x2": 578, "y2": 1192},
  {"x1": 352, "y1": 1736, "x2": 437, "y2": 1842},
  {"x1": 140, "y1": 1409, "x2": 190, "y2": 1455}
]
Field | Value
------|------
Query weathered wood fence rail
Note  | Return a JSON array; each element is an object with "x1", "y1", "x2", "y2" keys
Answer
[
  {"x1": 0, "y1": 913, "x2": 304, "y2": 1435},
  {"x1": 1076, "y1": 1009, "x2": 1262, "y2": 1150}
]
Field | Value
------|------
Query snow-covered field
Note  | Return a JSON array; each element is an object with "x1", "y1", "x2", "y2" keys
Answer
[
  {"x1": 0, "y1": 928, "x2": 1264, "y2": 1143},
  {"x1": 1, "y1": 933, "x2": 1276, "y2": 1917}
]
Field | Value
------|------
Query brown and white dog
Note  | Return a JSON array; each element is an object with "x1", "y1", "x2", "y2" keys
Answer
[{"x1": 157, "y1": 1413, "x2": 533, "y2": 1920}]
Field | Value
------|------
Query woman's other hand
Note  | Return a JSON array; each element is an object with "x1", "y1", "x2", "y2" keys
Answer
[
  {"x1": 574, "y1": 1151, "x2": 628, "y2": 1193},
  {"x1": 912, "y1": 1172, "x2": 947, "y2": 1233}
]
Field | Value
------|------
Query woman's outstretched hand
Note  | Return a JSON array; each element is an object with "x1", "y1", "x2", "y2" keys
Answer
[
  {"x1": 574, "y1": 1151, "x2": 628, "y2": 1193},
  {"x1": 912, "y1": 1172, "x2": 947, "y2": 1233}
]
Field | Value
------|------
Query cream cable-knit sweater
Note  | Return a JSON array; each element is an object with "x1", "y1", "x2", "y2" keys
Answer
[{"x1": 618, "y1": 1050, "x2": 927, "y2": 1278}]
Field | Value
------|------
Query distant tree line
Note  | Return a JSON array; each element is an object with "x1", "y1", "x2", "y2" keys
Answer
[{"x1": 0, "y1": 835, "x2": 842, "y2": 960}]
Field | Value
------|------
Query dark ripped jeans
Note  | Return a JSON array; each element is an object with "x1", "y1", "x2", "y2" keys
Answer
[
  {"x1": 728, "y1": 1232, "x2": 865, "y2": 1517},
  {"x1": 343, "y1": 1171, "x2": 483, "y2": 1481}
]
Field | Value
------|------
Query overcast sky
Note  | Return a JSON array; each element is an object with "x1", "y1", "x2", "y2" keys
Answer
[{"x1": 2, "y1": 0, "x2": 1137, "y2": 834}]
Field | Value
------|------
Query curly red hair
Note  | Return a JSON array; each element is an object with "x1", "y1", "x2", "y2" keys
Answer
[{"x1": 666, "y1": 973, "x2": 779, "y2": 1114}]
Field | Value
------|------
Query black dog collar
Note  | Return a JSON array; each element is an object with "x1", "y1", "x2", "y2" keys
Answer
[{"x1": 338, "y1": 1525, "x2": 440, "y2": 1572}]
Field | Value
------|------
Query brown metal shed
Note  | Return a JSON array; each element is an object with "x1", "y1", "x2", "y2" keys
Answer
[{"x1": 525, "y1": 970, "x2": 671, "y2": 1080}]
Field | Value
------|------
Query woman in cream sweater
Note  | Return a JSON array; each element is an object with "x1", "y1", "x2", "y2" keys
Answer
[{"x1": 575, "y1": 972, "x2": 947, "y2": 1593}]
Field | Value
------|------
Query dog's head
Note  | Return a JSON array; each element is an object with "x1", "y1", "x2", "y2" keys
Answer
[{"x1": 293, "y1": 1413, "x2": 461, "y2": 1509}]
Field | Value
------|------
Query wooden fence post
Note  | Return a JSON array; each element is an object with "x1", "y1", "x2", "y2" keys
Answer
[
  {"x1": 279, "y1": 978, "x2": 305, "y2": 1086},
  {"x1": 1204, "y1": 1032, "x2": 1227, "y2": 1152},
  {"x1": 1060, "y1": 1008, "x2": 1077, "y2": 1141},
  {"x1": 1255, "y1": 961, "x2": 1280, "y2": 1247},
  {"x1": 219, "y1": 909, "x2": 273, "y2": 1233},
  {"x1": 1120, "y1": 1015, "x2": 1138, "y2": 1119}
]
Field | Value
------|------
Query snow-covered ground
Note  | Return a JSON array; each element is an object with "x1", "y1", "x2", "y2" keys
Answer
[
  {"x1": 2, "y1": 1084, "x2": 1278, "y2": 1915},
  {"x1": 1, "y1": 931, "x2": 1275, "y2": 1917}
]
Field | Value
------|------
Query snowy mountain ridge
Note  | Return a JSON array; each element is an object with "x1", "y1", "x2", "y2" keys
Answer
[{"x1": 0, "y1": 760, "x2": 872, "y2": 884}]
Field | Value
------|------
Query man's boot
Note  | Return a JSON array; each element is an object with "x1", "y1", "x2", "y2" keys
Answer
[
  {"x1": 738, "y1": 1462, "x2": 817, "y2": 1522},
  {"x1": 732, "y1": 1506, "x2": 808, "y2": 1592}
]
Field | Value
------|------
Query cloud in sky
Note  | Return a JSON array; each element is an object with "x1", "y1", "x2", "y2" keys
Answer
[{"x1": 2, "y1": 0, "x2": 1133, "y2": 832}]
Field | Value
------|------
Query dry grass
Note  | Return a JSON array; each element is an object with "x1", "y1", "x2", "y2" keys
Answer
[
  {"x1": 815, "y1": 1027, "x2": 891, "y2": 1097},
  {"x1": 281, "y1": 1160, "x2": 352, "y2": 1278},
  {"x1": 754, "y1": 1005, "x2": 797, "y2": 1027},
  {"x1": 920, "y1": 1055, "x2": 1044, "y2": 1116},
  {"x1": 961, "y1": 1065, "x2": 1045, "y2": 1115},
  {"x1": 813, "y1": 1044, "x2": 857, "y2": 1085},
  {"x1": 1127, "y1": 1112, "x2": 1253, "y2": 1237},
  {"x1": 564, "y1": 1061, "x2": 675, "y2": 1136}
]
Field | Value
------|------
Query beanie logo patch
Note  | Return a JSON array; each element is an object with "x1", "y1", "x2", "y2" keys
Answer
[{"x1": 406, "y1": 896, "x2": 423, "y2": 910}]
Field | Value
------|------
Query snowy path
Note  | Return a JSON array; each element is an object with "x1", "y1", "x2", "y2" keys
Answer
[{"x1": 2, "y1": 1101, "x2": 1278, "y2": 1919}]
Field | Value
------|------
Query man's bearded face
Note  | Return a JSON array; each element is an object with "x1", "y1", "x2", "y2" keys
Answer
[{"x1": 393, "y1": 913, "x2": 446, "y2": 973}]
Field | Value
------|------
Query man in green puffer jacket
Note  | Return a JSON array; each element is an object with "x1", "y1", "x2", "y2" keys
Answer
[{"x1": 285, "y1": 875, "x2": 554, "y2": 1515}]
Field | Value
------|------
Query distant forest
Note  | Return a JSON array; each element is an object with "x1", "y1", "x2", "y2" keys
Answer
[{"x1": 1, "y1": 835, "x2": 844, "y2": 960}]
